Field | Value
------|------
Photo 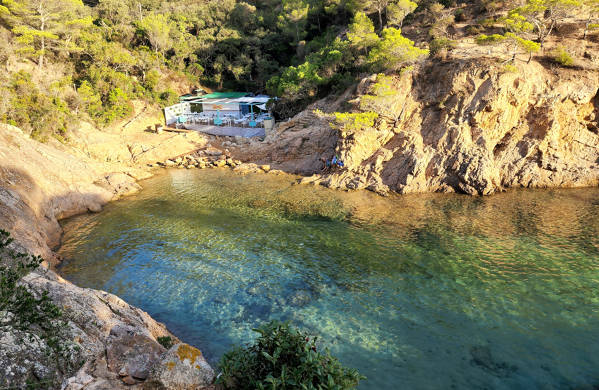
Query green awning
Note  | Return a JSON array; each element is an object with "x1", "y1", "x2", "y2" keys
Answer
[{"x1": 198, "y1": 92, "x2": 249, "y2": 99}]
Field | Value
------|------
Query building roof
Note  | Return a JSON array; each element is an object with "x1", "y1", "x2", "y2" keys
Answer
[
  {"x1": 187, "y1": 94, "x2": 271, "y2": 106},
  {"x1": 199, "y1": 92, "x2": 250, "y2": 99}
]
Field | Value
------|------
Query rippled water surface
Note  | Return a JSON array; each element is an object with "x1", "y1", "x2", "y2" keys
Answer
[{"x1": 58, "y1": 169, "x2": 599, "y2": 389}]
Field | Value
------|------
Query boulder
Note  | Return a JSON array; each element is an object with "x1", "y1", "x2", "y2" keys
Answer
[
  {"x1": 146, "y1": 344, "x2": 214, "y2": 390},
  {"x1": 96, "y1": 173, "x2": 141, "y2": 198}
]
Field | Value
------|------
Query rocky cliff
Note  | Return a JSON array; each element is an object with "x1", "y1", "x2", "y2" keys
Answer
[
  {"x1": 0, "y1": 118, "x2": 215, "y2": 389},
  {"x1": 241, "y1": 58, "x2": 599, "y2": 195}
]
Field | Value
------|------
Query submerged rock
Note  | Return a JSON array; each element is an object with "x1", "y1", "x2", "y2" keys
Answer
[
  {"x1": 469, "y1": 345, "x2": 517, "y2": 378},
  {"x1": 289, "y1": 290, "x2": 313, "y2": 307}
]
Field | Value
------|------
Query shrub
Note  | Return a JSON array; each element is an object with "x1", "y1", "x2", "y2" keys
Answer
[
  {"x1": 0, "y1": 230, "x2": 79, "y2": 387},
  {"x1": 551, "y1": 46, "x2": 575, "y2": 67},
  {"x1": 429, "y1": 38, "x2": 457, "y2": 56},
  {"x1": 502, "y1": 64, "x2": 518, "y2": 73},
  {"x1": 157, "y1": 336, "x2": 174, "y2": 349},
  {"x1": 2, "y1": 71, "x2": 74, "y2": 141},
  {"x1": 217, "y1": 321, "x2": 364, "y2": 390},
  {"x1": 332, "y1": 111, "x2": 379, "y2": 135},
  {"x1": 158, "y1": 89, "x2": 180, "y2": 106},
  {"x1": 101, "y1": 88, "x2": 133, "y2": 125},
  {"x1": 454, "y1": 9, "x2": 466, "y2": 22},
  {"x1": 465, "y1": 24, "x2": 484, "y2": 35}
]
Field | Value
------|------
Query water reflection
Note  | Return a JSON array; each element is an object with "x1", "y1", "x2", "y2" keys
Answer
[{"x1": 58, "y1": 169, "x2": 599, "y2": 389}]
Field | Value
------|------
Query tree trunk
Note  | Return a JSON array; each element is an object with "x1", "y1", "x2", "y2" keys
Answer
[
  {"x1": 527, "y1": 51, "x2": 532, "y2": 64},
  {"x1": 584, "y1": 16, "x2": 591, "y2": 40},
  {"x1": 39, "y1": 19, "x2": 45, "y2": 69},
  {"x1": 378, "y1": 9, "x2": 383, "y2": 30}
]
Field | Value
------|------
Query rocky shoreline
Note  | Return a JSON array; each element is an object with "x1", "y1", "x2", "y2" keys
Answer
[{"x1": 0, "y1": 122, "x2": 218, "y2": 389}]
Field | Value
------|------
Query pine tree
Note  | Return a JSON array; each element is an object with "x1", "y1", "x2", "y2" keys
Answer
[
  {"x1": 0, "y1": 0, "x2": 88, "y2": 69},
  {"x1": 278, "y1": 0, "x2": 310, "y2": 44},
  {"x1": 386, "y1": 0, "x2": 418, "y2": 28},
  {"x1": 136, "y1": 13, "x2": 173, "y2": 54},
  {"x1": 516, "y1": 0, "x2": 580, "y2": 48},
  {"x1": 368, "y1": 27, "x2": 429, "y2": 71},
  {"x1": 347, "y1": 12, "x2": 379, "y2": 55}
]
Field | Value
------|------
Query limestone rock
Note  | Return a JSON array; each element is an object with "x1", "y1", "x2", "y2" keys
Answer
[
  {"x1": 106, "y1": 333, "x2": 165, "y2": 380},
  {"x1": 146, "y1": 344, "x2": 214, "y2": 390},
  {"x1": 238, "y1": 59, "x2": 599, "y2": 195},
  {"x1": 96, "y1": 173, "x2": 142, "y2": 198}
]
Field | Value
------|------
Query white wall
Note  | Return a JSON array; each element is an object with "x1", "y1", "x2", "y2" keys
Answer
[{"x1": 163, "y1": 102, "x2": 191, "y2": 125}]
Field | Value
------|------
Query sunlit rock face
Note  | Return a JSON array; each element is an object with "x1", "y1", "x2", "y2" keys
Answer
[{"x1": 249, "y1": 59, "x2": 599, "y2": 195}]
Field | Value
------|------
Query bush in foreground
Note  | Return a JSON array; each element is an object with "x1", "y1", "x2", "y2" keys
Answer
[{"x1": 217, "y1": 321, "x2": 364, "y2": 390}]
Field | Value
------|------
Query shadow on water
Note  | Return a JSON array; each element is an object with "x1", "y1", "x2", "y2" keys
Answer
[{"x1": 57, "y1": 169, "x2": 599, "y2": 390}]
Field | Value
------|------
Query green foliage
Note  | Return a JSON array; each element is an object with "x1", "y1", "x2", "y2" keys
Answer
[
  {"x1": 278, "y1": 0, "x2": 310, "y2": 44},
  {"x1": 157, "y1": 336, "x2": 174, "y2": 349},
  {"x1": 347, "y1": 12, "x2": 379, "y2": 55},
  {"x1": 429, "y1": 37, "x2": 457, "y2": 56},
  {"x1": 217, "y1": 321, "x2": 364, "y2": 390},
  {"x1": 332, "y1": 111, "x2": 379, "y2": 135},
  {"x1": 368, "y1": 28, "x2": 429, "y2": 71},
  {"x1": 359, "y1": 73, "x2": 396, "y2": 114},
  {"x1": 0, "y1": 229, "x2": 79, "y2": 387},
  {"x1": 0, "y1": 0, "x2": 89, "y2": 68},
  {"x1": 387, "y1": 0, "x2": 418, "y2": 28},
  {"x1": 476, "y1": 32, "x2": 539, "y2": 63},
  {"x1": 136, "y1": 13, "x2": 174, "y2": 54},
  {"x1": 476, "y1": 34, "x2": 507, "y2": 45},
  {"x1": 1, "y1": 71, "x2": 73, "y2": 141},
  {"x1": 551, "y1": 46, "x2": 575, "y2": 66},
  {"x1": 158, "y1": 88, "x2": 179, "y2": 106},
  {"x1": 77, "y1": 80, "x2": 103, "y2": 120},
  {"x1": 502, "y1": 63, "x2": 519, "y2": 73},
  {"x1": 513, "y1": 0, "x2": 580, "y2": 46},
  {"x1": 103, "y1": 88, "x2": 133, "y2": 125}
]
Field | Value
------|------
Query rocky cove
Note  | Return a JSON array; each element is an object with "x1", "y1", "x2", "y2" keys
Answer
[{"x1": 0, "y1": 56, "x2": 598, "y2": 389}]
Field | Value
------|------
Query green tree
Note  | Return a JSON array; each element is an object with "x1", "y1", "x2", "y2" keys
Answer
[
  {"x1": 364, "y1": 0, "x2": 393, "y2": 30},
  {"x1": 368, "y1": 27, "x2": 429, "y2": 71},
  {"x1": 387, "y1": 0, "x2": 418, "y2": 28},
  {"x1": 516, "y1": 0, "x2": 580, "y2": 48},
  {"x1": 0, "y1": 0, "x2": 89, "y2": 68},
  {"x1": 136, "y1": 13, "x2": 173, "y2": 53},
  {"x1": 347, "y1": 12, "x2": 379, "y2": 55},
  {"x1": 476, "y1": 32, "x2": 540, "y2": 63},
  {"x1": 278, "y1": 0, "x2": 310, "y2": 44},
  {"x1": 77, "y1": 80, "x2": 103, "y2": 119}
]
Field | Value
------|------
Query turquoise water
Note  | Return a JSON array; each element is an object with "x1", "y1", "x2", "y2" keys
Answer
[{"x1": 58, "y1": 169, "x2": 599, "y2": 389}]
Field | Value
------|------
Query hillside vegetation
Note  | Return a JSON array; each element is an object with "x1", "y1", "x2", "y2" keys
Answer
[{"x1": 0, "y1": 0, "x2": 598, "y2": 142}]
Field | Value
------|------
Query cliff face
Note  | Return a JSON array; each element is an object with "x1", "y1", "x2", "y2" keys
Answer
[
  {"x1": 0, "y1": 121, "x2": 214, "y2": 389},
  {"x1": 253, "y1": 58, "x2": 599, "y2": 195}
]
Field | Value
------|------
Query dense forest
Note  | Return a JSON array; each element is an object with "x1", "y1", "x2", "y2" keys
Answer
[{"x1": 0, "y1": 0, "x2": 597, "y2": 141}]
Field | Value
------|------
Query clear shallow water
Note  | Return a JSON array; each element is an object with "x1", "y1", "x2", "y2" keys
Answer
[{"x1": 58, "y1": 169, "x2": 599, "y2": 389}]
